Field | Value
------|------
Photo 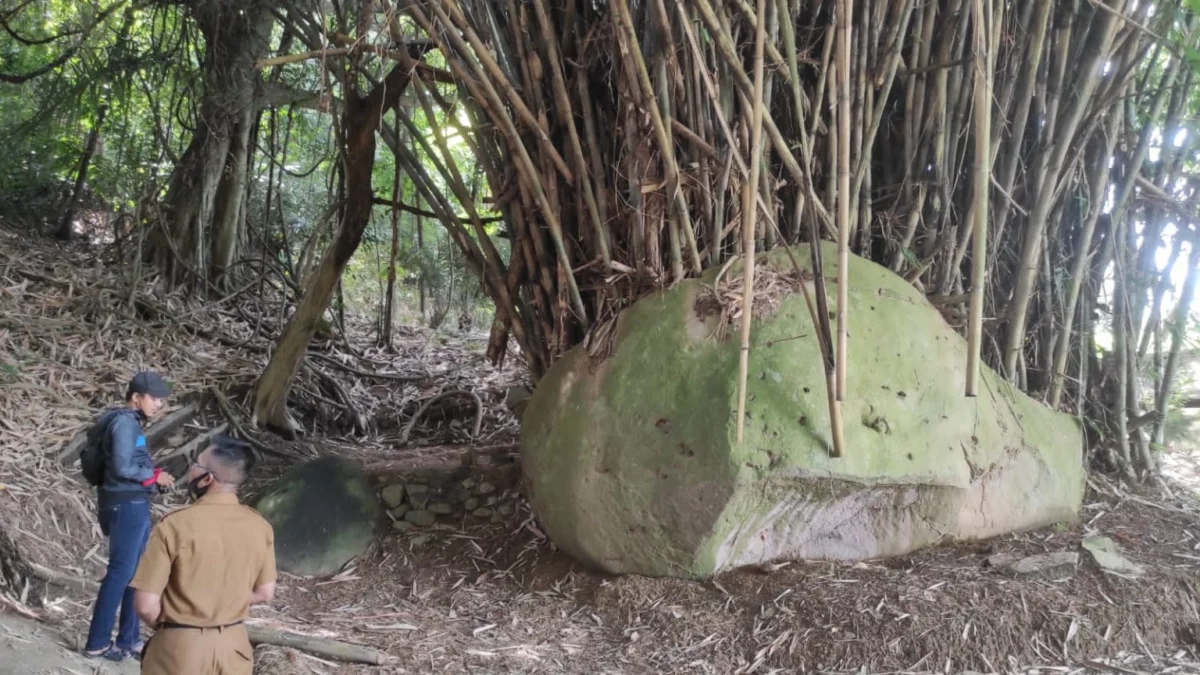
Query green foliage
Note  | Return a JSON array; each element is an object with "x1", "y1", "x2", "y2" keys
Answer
[
  {"x1": 0, "y1": 1, "x2": 501, "y2": 335},
  {"x1": 0, "y1": 4, "x2": 197, "y2": 213}
]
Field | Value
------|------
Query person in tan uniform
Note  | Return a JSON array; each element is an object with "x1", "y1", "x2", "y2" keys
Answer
[{"x1": 130, "y1": 434, "x2": 276, "y2": 674}]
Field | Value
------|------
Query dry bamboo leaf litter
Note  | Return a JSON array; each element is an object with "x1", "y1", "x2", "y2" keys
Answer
[{"x1": 2, "y1": 224, "x2": 1200, "y2": 673}]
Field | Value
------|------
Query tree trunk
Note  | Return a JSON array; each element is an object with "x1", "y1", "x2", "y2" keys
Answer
[
  {"x1": 57, "y1": 103, "x2": 109, "y2": 241},
  {"x1": 252, "y1": 62, "x2": 418, "y2": 435},
  {"x1": 157, "y1": 1, "x2": 274, "y2": 289},
  {"x1": 210, "y1": 108, "x2": 256, "y2": 286},
  {"x1": 382, "y1": 116, "x2": 402, "y2": 348}
]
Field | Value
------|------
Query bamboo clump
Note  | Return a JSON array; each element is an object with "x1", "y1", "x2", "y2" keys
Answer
[{"x1": 353, "y1": 0, "x2": 1200, "y2": 478}]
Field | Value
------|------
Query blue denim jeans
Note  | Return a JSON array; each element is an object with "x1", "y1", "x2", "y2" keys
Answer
[{"x1": 84, "y1": 496, "x2": 151, "y2": 652}]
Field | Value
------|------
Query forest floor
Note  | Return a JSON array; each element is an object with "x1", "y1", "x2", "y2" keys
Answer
[{"x1": 2, "y1": 222, "x2": 1200, "y2": 674}]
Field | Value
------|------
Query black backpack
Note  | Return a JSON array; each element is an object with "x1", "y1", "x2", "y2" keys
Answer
[{"x1": 80, "y1": 408, "x2": 127, "y2": 487}]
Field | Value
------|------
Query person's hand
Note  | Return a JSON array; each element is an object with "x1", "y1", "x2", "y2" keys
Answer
[{"x1": 155, "y1": 472, "x2": 176, "y2": 488}]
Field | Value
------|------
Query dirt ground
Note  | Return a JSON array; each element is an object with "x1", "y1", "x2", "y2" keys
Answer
[
  {"x1": 0, "y1": 610, "x2": 139, "y2": 674},
  {"x1": 3, "y1": 223, "x2": 1200, "y2": 674}
]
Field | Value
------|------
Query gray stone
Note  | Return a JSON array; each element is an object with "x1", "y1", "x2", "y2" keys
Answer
[
  {"x1": 405, "y1": 510, "x2": 437, "y2": 527},
  {"x1": 987, "y1": 551, "x2": 1078, "y2": 576},
  {"x1": 393, "y1": 520, "x2": 415, "y2": 532},
  {"x1": 498, "y1": 504, "x2": 514, "y2": 516},
  {"x1": 462, "y1": 478, "x2": 478, "y2": 490},
  {"x1": 1082, "y1": 536, "x2": 1145, "y2": 577},
  {"x1": 486, "y1": 496, "x2": 498, "y2": 506},
  {"x1": 473, "y1": 507, "x2": 494, "y2": 518},
  {"x1": 389, "y1": 504, "x2": 409, "y2": 520},
  {"x1": 464, "y1": 498, "x2": 480, "y2": 511},
  {"x1": 410, "y1": 535, "x2": 431, "y2": 547},
  {"x1": 478, "y1": 482, "x2": 496, "y2": 495},
  {"x1": 429, "y1": 502, "x2": 454, "y2": 515},
  {"x1": 490, "y1": 514, "x2": 504, "y2": 524},
  {"x1": 406, "y1": 484, "x2": 430, "y2": 508},
  {"x1": 380, "y1": 484, "x2": 406, "y2": 509},
  {"x1": 452, "y1": 489, "x2": 470, "y2": 503},
  {"x1": 254, "y1": 456, "x2": 381, "y2": 578}
]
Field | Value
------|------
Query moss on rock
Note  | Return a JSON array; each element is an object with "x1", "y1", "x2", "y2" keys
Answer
[
  {"x1": 521, "y1": 243, "x2": 1084, "y2": 579},
  {"x1": 254, "y1": 456, "x2": 381, "y2": 578}
]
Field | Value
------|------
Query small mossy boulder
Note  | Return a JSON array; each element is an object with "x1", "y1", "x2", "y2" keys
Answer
[
  {"x1": 521, "y1": 243, "x2": 1086, "y2": 579},
  {"x1": 253, "y1": 456, "x2": 381, "y2": 577}
]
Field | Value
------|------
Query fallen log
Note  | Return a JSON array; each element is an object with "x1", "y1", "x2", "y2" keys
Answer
[
  {"x1": 25, "y1": 565, "x2": 390, "y2": 665},
  {"x1": 144, "y1": 403, "x2": 201, "y2": 447},
  {"x1": 246, "y1": 625, "x2": 390, "y2": 666},
  {"x1": 55, "y1": 402, "x2": 200, "y2": 466},
  {"x1": 156, "y1": 423, "x2": 229, "y2": 477},
  {"x1": 155, "y1": 423, "x2": 229, "y2": 464}
]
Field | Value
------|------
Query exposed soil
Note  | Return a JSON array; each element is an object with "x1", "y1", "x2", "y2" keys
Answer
[
  {"x1": 2, "y1": 222, "x2": 1200, "y2": 674},
  {"x1": 0, "y1": 611, "x2": 140, "y2": 674}
]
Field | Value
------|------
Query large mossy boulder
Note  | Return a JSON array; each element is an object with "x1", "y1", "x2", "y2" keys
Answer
[
  {"x1": 521, "y1": 242, "x2": 1085, "y2": 579},
  {"x1": 253, "y1": 456, "x2": 381, "y2": 577}
]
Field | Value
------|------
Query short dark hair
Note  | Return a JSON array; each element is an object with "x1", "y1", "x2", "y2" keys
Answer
[{"x1": 207, "y1": 433, "x2": 256, "y2": 485}]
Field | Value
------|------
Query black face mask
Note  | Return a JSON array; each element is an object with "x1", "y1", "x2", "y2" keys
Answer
[{"x1": 188, "y1": 472, "x2": 212, "y2": 500}]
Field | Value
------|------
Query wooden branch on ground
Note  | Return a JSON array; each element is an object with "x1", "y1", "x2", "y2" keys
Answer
[
  {"x1": 25, "y1": 562, "x2": 97, "y2": 593},
  {"x1": 245, "y1": 625, "x2": 389, "y2": 665},
  {"x1": 308, "y1": 364, "x2": 368, "y2": 433},
  {"x1": 55, "y1": 402, "x2": 199, "y2": 466},
  {"x1": 154, "y1": 423, "x2": 229, "y2": 465},
  {"x1": 309, "y1": 352, "x2": 430, "y2": 383},
  {"x1": 145, "y1": 403, "x2": 201, "y2": 447},
  {"x1": 399, "y1": 390, "x2": 484, "y2": 445},
  {"x1": 210, "y1": 387, "x2": 300, "y2": 461}
]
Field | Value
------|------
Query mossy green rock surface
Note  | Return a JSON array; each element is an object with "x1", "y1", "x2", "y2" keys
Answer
[
  {"x1": 521, "y1": 243, "x2": 1085, "y2": 579},
  {"x1": 253, "y1": 456, "x2": 381, "y2": 577}
]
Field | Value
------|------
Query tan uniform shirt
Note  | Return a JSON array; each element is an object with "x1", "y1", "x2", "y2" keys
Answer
[{"x1": 131, "y1": 491, "x2": 276, "y2": 627}]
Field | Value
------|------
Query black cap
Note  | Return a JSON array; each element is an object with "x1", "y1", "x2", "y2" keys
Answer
[{"x1": 127, "y1": 371, "x2": 172, "y2": 399}]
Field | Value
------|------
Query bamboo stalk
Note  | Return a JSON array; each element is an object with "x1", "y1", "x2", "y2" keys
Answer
[
  {"x1": 757, "y1": 180, "x2": 843, "y2": 459},
  {"x1": 400, "y1": 76, "x2": 531, "y2": 357},
  {"x1": 652, "y1": 0, "x2": 703, "y2": 274},
  {"x1": 611, "y1": 0, "x2": 680, "y2": 193},
  {"x1": 850, "y1": 0, "x2": 916, "y2": 203},
  {"x1": 834, "y1": 0, "x2": 852, "y2": 401},
  {"x1": 965, "y1": 0, "x2": 991, "y2": 397},
  {"x1": 1001, "y1": 3, "x2": 1121, "y2": 379},
  {"x1": 735, "y1": 0, "x2": 770, "y2": 445},
  {"x1": 689, "y1": 0, "x2": 820, "y2": 216},
  {"x1": 1138, "y1": 235, "x2": 1185, "y2": 362},
  {"x1": 433, "y1": 0, "x2": 575, "y2": 186},
  {"x1": 406, "y1": 3, "x2": 589, "y2": 326},
  {"x1": 1047, "y1": 107, "x2": 1121, "y2": 408},
  {"x1": 1154, "y1": 227, "x2": 1200, "y2": 444},
  {"x1": 527, "y1": 0, "x2": 610, "y2": 266}
]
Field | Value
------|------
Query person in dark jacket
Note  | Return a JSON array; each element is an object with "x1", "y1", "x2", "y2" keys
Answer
[{"x1": 84, "y1": 371, "x2": 177, "y2": 661}]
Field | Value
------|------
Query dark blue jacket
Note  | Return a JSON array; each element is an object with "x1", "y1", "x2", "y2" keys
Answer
[{"x1": 98, "y1": 407, "x2": 156, "y2": 504}]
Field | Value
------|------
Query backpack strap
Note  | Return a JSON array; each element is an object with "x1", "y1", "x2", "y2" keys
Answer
[
  {"x1": 99, "y1": 407, "x2": 137, "y2": 452},
  {"x1": 89, "y1": 407, "x2": 132, "y2": 456}
]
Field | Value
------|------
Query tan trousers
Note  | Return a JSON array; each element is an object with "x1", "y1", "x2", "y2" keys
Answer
[{"x1": 140, "y1": 624, "x2": 252, "y2": 675}]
